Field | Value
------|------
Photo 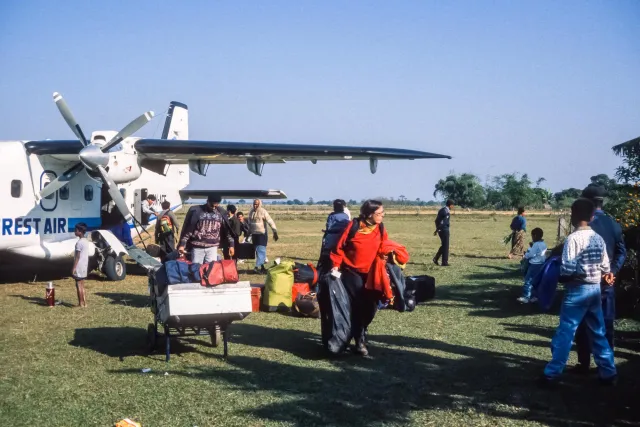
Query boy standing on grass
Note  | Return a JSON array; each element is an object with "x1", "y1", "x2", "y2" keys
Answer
[
  {"x1": 540, "y1": 198, "x2": 617, "y2": 387},
  {"x1": 71, "y1": 223, "x2": 92, "y2": 307},
  {"x1": 517, "y1": 227, "x2": 547, "y2": 304}
]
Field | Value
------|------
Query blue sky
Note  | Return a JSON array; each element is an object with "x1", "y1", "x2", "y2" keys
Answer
[{"x1": 1, "y1": 1, "x2": 638, "y2": 202}]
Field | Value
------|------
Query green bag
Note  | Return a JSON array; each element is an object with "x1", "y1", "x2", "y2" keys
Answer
[{"x1": 263, "y1": 261, "x2": 295, "y2": 312}]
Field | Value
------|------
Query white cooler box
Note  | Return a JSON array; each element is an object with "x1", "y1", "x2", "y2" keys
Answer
[{"x1": 156, "y1": 281, "x2": 252, "y2": 323}]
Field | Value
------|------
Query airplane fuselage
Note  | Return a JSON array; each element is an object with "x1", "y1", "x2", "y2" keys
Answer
[{"x1": 0, "y1": 139, "x2": 188, "y2": 264}]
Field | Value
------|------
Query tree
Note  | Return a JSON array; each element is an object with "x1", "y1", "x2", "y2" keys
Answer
[
  {"x1": 433, "y1": 173, "x2": 486, "y2": 208},
  {"x1": 485, "y1": 173, "x2": 547, "y2": 209},
  {"x1": 238, "y1": 199, "x2": 246, "y2": 204},
  {"x1": 590, "y1": 174, "x2": 617, "y2": 192},
  {"x1": 307, "y1": 197, "x2": 314, "y2": 205},
  {"x1": 552, "y1": 188, "x2": 582, "y2": 209}
]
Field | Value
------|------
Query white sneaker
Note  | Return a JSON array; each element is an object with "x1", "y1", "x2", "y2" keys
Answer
[
  {"x1": 529, "y1": 297, "x2": 538, "y2": 303},
  {"x1": 517, "y1": 297, "x2": 530, "y2": 304}
]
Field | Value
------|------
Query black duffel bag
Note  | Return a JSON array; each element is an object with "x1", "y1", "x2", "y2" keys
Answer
[
  {"x1": 406, "y1": 275, "x2": 436, "y2": 303},
  {"x1": 318, "y1": 273, "x2": 352, "y2": 355},
  {"x1": 294, "y1": 262, "x2": 318, "y2": 286},
  {"x1": 235, "y1": 242, "x2": 256, "y2": 260}
]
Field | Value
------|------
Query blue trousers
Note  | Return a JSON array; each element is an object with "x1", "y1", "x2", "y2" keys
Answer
[
  {"x1": 522, "y1": 262, "x2": 544, "y2": 299},
  {"x1": 544, "y1": 284, "x2": 616, "y2": 379},
  {"x1": 576, "y1": 285, "x2": 615, "y2": 366},
  {"x1": 255, "y1": 245, "x2": 267, "y2": 268}
]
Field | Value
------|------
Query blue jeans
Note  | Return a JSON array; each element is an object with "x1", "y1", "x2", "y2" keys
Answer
[
  {"x1": 255, "y1": 245, "x2": 267, "y2": 268},
  {"x1": 544, "y1": 284, "x2": 616, "y2": 379},
  {"x1": 522, "y1": 262, "x2": 544, "y2": 299}
]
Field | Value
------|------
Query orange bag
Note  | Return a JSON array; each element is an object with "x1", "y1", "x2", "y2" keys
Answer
[{"x1": 292, "y1": 283, "x2": 311, "y2": 302}]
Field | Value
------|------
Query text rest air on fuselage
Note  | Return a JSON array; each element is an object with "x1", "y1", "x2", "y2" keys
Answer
[{"x1": 2, "y1": 218, "x2": 70, "y2": 236}]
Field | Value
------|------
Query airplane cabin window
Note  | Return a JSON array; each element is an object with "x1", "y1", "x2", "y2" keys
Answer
[
  {"x1": 60, "y1": 185, "x2": 70, "y2": 200},
  {"x1": 11, "y1": 180, "x2": 22, "y2": 198},
  {"x1": 84, "y1": 185, "x2": 93, "y2": 201},
  {"x1": 43, "y1": 182, "x2": 55, "y2": 200}
]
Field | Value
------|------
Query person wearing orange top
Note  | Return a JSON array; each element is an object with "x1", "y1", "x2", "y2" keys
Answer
[{"x1": 330, "y1": 199, "x2": 388, "y2": 356}]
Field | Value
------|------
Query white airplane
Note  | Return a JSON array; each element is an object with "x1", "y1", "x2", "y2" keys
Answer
[{"x1": 0, "y1": 92, "x2": 451, "y2": 281}]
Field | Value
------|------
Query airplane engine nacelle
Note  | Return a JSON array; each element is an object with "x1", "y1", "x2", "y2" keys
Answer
[{"x1": 106, "y1": 152, "x2": 142, "y2": 184}]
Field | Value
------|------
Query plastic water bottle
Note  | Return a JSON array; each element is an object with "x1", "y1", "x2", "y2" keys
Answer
[{"x1": 46, "y1": 282, "x2": 55, "y2": 307}]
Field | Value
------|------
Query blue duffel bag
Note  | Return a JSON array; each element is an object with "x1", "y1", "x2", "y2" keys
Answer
[
  {"x1": 536, "y1": 256, "x2": 561, "y2": 311},
  {"x1": 154, "y1": 261, "x2": 202, "y2": 295}
]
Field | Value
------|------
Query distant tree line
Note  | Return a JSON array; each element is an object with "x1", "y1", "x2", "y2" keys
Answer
[{"x1": 432, "y1": 172, "x2": 621, "y2": 211}]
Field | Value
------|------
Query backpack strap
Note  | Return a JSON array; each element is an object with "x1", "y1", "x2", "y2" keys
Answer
[{"x1": 345, "y1": 219, "x2": 385, "y2": 247}]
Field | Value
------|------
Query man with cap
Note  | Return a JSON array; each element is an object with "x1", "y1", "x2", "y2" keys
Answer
[
  {"x1": 572, "y1": 184, "x2": 626, "y2": 374},
  {"x1": 178, "y1": 194, "x2": 236, "y2": 264}
]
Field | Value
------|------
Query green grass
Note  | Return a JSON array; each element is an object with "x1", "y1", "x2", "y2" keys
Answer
[{"x1": 1, "y1": 214, "x2": 639, "y2": 426}]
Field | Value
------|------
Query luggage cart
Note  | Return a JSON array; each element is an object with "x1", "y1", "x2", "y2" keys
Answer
[{"x1": 147, "y1": 270, "x2": 252, "y2": 362}]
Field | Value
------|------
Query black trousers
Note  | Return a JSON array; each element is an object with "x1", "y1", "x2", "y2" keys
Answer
[
  {"x1": 341, "y1": 267, "x2": 378, "y2": 345},
  {"x1": 223, "y1": 238, "x2": 240, "y2": 261},
  {"x1": 576, "y1": 285, "x2": 616, "y2": 365},
  {"x1": 435, "y1": 229, "x2": 450, "y2": 265},
  {"x1": 157, "y1": 232, "x2": 176, "y2": 263}
]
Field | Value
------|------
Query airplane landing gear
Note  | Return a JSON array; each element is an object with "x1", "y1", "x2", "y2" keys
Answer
[{"x1": 103, "y1": 254, "x2": 126, "y2": 281}]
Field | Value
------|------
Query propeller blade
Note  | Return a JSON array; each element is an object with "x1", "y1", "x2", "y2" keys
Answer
[
  {"x1": 37, "y1": 162, "x2": 85, "y2": 201},
  {"x1": 102, "y1": 111, "x2": 155, "y2": 153},
  {"x1": 53, "y1": 92, "x2": 89, "y2": 146},
  {"x1": 96, "y1": 165, "x2": 132, "y2": 222}
]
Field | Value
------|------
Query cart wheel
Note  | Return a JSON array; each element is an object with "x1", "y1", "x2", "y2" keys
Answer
[
  {"x1": 146, "y1": 323, "x2": 157, "y2": 353},
  {"x1": 210, "y1": 325, "x2": 222, "y2": 347}
]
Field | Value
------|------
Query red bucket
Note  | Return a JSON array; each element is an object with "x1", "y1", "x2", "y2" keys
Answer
[{"x1": 251, "y1": 286, "x2": 262, "y2": 312}]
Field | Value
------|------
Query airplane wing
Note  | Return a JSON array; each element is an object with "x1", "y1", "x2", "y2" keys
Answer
[
  {"x1": 23, "y1": 138, "x2": 451, "y2": 175},
  {"x1": 179, "y1": 189, "x2": 287, "y2": 200},
  {"x1": 133, "y1": 139, "x2": 451, "y2": 163}
]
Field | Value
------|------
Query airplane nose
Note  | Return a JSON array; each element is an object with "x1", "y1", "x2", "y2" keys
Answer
[{"x1": 78, "y1": 144, "x2": 109, "y2": 170}]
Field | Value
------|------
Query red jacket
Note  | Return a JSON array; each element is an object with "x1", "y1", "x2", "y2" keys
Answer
[
  {"x1": 366, "y1": 240, "x2": 410, "y2": 301},
  {"x1": 330, "y1": 222, "x2": 388, "y2": 274}
]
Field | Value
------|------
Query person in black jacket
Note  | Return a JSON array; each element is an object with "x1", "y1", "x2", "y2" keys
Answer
[
  {"x1": 223, "y1": 204, "x2": 249, "y2": 261},
  {"x1": 433, "y1": 199, "x2": 454, "y2": 266}
]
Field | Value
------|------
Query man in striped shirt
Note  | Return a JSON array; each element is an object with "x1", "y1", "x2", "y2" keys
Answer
[{"x1": 540, "y1": 198, "x2": 617, "y2": 387}]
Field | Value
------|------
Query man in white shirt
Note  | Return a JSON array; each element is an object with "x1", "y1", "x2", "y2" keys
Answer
[{"x1": 142, "y1": 195, "x2": 159, "y2": 225}]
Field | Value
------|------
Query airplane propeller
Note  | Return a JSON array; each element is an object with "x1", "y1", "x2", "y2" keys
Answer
[{"x1": 38, "y1": 92, "x2": 154, "y2": 222}]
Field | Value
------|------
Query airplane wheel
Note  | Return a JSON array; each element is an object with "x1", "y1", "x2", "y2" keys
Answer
[{"x1": 104, "y1": 255, "x2": 126, "y2": 281}]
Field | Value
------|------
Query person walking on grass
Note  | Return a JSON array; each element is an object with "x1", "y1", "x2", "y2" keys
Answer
[
  {"x1": 72, "y1": 223, "x2": 93, "y2": 307},
  {"x1": 433, "y1": 199, "x2": 453, "y2": 266},
  {"x1": 539, "y1": 198, "x2": 617, "y2": 387},
  {"x1": 517, "y1": 227, "x2": 547, "y2": 304},
  {"x1": 248, "y1": 199, "x2": 278, "y2": 274},
  {"x1": 329, "y1": 199, "x2": 388, "y2": 357},
  {"x1": 508, "y1": 207, "x2": 527, "y2": 259},
  {"x1": 572, "y1": 185, "x2": 626, "y2": 374}
]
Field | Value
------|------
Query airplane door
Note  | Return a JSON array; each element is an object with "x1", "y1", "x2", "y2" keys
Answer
[
  {"x1": 40, "y1": 171, "x2": 58, "y2": 212},
  {"x1": 134, "y1": 188, "x2": 148, "y2": 225}
]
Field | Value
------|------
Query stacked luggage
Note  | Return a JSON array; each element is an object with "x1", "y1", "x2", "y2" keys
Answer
[{"x1": 260, "y1": 261, "x2": 320, "y2": 318}]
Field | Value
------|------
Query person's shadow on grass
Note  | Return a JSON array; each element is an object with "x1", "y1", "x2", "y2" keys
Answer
[{"x1": 109, "y1": 323, "x2": 640, "y2": 427}]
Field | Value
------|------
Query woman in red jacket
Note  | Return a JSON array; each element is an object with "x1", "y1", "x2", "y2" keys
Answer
[{"x1": 330, "y1": 200, "x2": 388, "y2": 356}]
